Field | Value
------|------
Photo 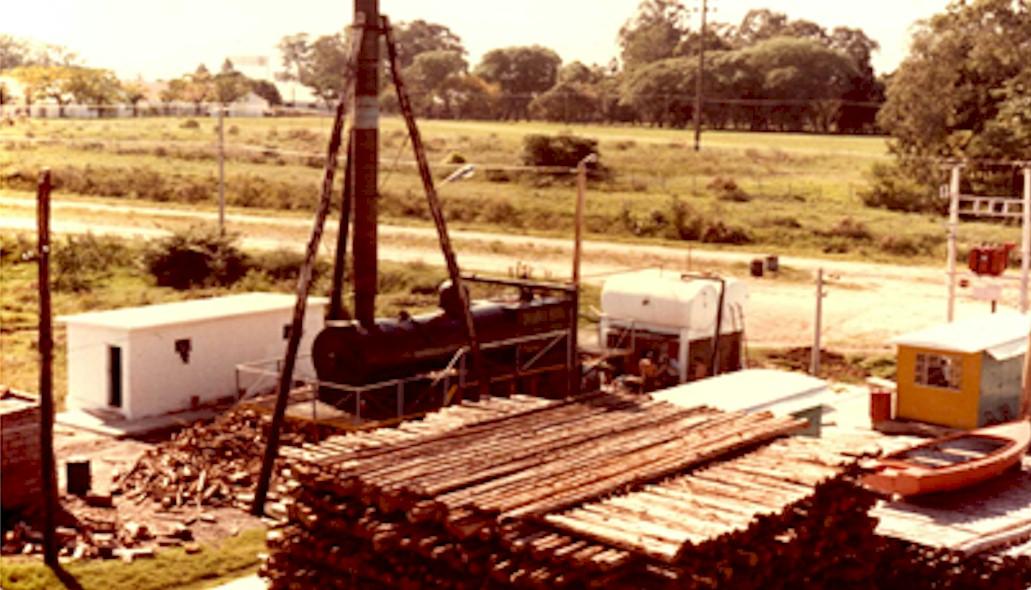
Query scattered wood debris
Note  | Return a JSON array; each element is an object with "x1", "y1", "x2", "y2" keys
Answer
[{"x1": 113, "y1": 407, "x2": 320, "y2": 510}]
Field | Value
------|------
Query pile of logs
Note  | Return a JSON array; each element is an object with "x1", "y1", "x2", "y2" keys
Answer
[
  {"x1": 262, "y1": 393, "x2": 830, "y2": 589},
  {"x1": 114, "y1": 407, "x2": 318, "y2": 510},
  {"x1": 871, "y1": 457, "x2": 1031, "y2": 590},
  {"x1": 546, "y1": 436, "x2": 881, "y2": 589}
]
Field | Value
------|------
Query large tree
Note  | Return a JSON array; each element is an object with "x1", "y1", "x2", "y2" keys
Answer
[
  {"x1": 392, "y1": 20, "x2": 464, "y2": 71},
  {"x1": 618, "y1": 0, "x2": 687, "y2": 71},
  {"x1": 213, "y1": 59, "x2": 250, "y2": 105},
  {"x1": 874, "y1": 0, "x2": 1031, "y2": 198},
  {"x1": 62, "y1": 67, "x2": 122, "y2": 116},
  {"x1": 475, "y1": 45, "x2": 561, "y2": 120}
]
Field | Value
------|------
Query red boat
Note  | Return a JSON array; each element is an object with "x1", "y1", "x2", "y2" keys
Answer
[{"x1": 861, "y1": 420, "x2": 1030, "y2": 497}]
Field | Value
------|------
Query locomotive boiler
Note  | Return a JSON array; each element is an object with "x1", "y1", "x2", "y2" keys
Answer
[{"x1": 312, "y1": 278, "x2": 576, "y2": 420}]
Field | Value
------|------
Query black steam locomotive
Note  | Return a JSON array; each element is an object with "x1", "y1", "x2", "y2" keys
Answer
[{"x1": 312, "y1": 277, "x2": 575, "y2": 420}]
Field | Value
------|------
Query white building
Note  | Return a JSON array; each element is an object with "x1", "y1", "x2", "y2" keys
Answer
[{"x1": 60, "y1": 293, "x2": 327, "y2": 421}]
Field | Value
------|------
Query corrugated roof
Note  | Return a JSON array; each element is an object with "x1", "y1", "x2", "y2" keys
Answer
[
  {"x1": 58, "y1": 293, "x2": 327, "y2": 331},
  {"x1": 890, "y1": 312, "x2": 1030, "y2": 354}
]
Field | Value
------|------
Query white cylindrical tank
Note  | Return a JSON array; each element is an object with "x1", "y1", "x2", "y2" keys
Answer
[
  {"x1": 601, "y1": 269, "x2": 718, "y2": 334},
  {"x1": 601, "y1": 269, "x2": 747, "y2": 337}
]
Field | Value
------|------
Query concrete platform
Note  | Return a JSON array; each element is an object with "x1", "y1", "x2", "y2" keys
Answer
[{"x1": 56, "y1": 406, "x2": 221, "y2": 438}]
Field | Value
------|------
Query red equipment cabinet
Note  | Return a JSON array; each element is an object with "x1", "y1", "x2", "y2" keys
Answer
[{"x1": 968, "y1": 243, "x2": 1015, "y2": 277}]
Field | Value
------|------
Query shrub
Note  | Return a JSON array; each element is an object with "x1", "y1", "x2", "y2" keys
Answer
[
  {"x1": 180, "y1": 119, "x2": 200, "y2": 129},
  {"x1": 520, "y1": 133, "x2": 603, "y2": 178},
  {"x1": 0, "y1": 233, "x2": 37, "y2": 264},
  {"x1": 250, "y1": 248, "x2": 329, "y2": 284},
  {"x1": 707, "y1": 176, "x2": 750, "y2": 202},
  {"x1": 878, "y1": 233, "x2": 942, "y2": 257},
  {"x1": 860, "y1": 162, "x2": 942, "y2": 213},
  {"x1": 144, "y1": 226, "x2": 248, "y2": 290},
  {"x1": 52, "y1": 234, "x2": 135, "y2": 292},
  {"x1": 824, "y1": 217, "x2": 873, "y2": 241},
  {"x1": 441, "y1": 151, "x2": 466, "y2": 165}
]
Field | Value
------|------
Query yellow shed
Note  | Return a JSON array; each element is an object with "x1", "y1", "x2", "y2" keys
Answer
[{"x1": 891, "y1": 313, "x2": 1029, "y2": 429}]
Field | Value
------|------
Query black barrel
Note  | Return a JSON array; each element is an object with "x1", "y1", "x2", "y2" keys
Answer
[
  {"x1": 750, "y1": 259, "x2": 765, "y2": 278},
  {"x1": 66, "y1": 458, "x2": 91, "y2": 496}
]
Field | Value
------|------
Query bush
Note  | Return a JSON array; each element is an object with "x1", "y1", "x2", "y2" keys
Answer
[
  {"x1": 520, "y1": 133, "x2": 603, "y2": 178},
  {"x1": 707, "y1": 176, "x2": 750, "y2": 202},
  {"x1": 824, "y1": 217, "x2": 873, "y2": 241},
  {"x1": 860, "y1": 162, "x2": 942, "y2": 213},
  {"x1": 250, "y1": 248, "x2": 329, "y2": 284},
  {"x1": 144, "y1": 227, "x2": 248, "y2": 290},
  {"x1": 53, "y1": 234, "x2": 135, "y2": 292},
  {"x1": 0, "y1": 233, "x2": 36, "y2": 264},
  {"x1": 878, "y1": 233, "x2": 942, "y2": 257},
  {"x1": 180, "y1": 119, "x2": 200, "y2": 129}
]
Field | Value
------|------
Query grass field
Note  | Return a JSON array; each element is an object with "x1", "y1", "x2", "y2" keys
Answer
[
  {"x1": 0, "y1": 528, "x2": 265, "y2": 590},
  {"x1": 0, "y1": 116, "x2": 1018, "y2": 264}
]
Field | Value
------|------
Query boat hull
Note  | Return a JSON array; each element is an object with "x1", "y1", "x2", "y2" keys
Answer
[{"x1": 861, "y1": 420, "x2": 1030, "y2": 497}]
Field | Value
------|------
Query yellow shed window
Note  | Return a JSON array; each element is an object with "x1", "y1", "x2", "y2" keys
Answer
[{"x1": 914, "y1": 353, "x2": 963, "y2": 391}]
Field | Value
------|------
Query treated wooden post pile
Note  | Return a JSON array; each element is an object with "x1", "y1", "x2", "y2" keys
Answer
[
  {"x1": 870, "y1": 457, "x2": 1031, "y2": 590},
  {"x1": 544, "y1": 436, "x2": 881, "y2": 589},
  {"x1": 262, "y1": 392, "x2": 807, "y2": 588}
]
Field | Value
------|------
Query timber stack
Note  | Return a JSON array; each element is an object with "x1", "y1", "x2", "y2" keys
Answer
[
  {"x1": 871, "y1": 456, "x2": 1031, "y2": 590},
  {"x1": 260, "y1": 393, "x2": 887, "y2": 589}
]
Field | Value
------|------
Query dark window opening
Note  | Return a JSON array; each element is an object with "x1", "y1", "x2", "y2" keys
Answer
[
  {"x1": 175, "y1": 338, "x2": 192, "y2": 363},
  {"x1": 108, "y1": 345, "x2": 122, "y2": 408}
]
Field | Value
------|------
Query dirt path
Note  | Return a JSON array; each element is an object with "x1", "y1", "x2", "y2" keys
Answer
[{"x1": 2, "y1": 195, "x2": 1019, "y2": 351}]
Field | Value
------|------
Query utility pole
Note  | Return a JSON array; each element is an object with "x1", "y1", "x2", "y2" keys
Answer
[
  {"x1": 353, "y1": 0, "x2": 380, "y2": 327},
  {"x1": 693, "y1": 0, "x2": 709, "y2": 152},
  {"x1": 946, "y1": 165, "x2": 961, "y2": 322},
  {"x1": 217, "y1": 105, "x2": 226, "y2": 235},
  {"x1": 1021, "y1": 166, "x2": 1030, "y2": 313},
  {"x1": 811, "y1": 268, "x2": 825, "y2": 377},
  {"x1": 36, "y1": 170, "x2": 58, "y2": 567}
]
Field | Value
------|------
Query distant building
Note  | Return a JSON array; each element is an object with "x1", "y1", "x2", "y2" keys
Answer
[
  {"x1": 891, "y1": 313, "x2": 1029, "y2": 429},
  {"x1": 60, "y1": 293, "x2": 327, "y2": 421}
]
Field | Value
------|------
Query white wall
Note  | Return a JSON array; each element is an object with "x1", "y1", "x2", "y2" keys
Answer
[
  {"x1": 65, "y1": 325, "x2": 129, "y2": 414},
  {"x1": 68, "y1": 304, "x2": 324, "y2": 420}
]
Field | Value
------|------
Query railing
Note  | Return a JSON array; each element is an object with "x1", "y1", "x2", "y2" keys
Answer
[{"x1": 233, "y1": 329, "x2": 572, "y2": 430}]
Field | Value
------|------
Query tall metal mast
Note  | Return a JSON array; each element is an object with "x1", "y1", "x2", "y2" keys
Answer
[{"x1": 353, "y1": 0, "x2": 380, "y2": 326}]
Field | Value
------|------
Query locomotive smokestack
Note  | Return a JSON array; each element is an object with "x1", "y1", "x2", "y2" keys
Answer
[{"x1": 353, "y1": 0, "x2": 379, "y2": 327}]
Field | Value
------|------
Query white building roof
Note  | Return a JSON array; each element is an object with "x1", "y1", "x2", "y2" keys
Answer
[
  {"x1": 890, "y1": 312, "x2": 1030, "y2": 356},
  {"x1": 651, "y1": 368, "x2": 833, "y2": 416},
  {"x1": 58, "y1": 293, "x2": 327, "y2": 331}
]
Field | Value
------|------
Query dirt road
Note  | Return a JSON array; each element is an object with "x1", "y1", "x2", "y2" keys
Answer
[{"x1": 2, "y1": 195, "x2": 1018, "y2": 351}]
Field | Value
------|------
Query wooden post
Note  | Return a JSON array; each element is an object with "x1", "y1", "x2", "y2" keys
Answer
[
  {"x1": 569, "y1": 157, "x2": 590, "y2": 396},
  {"x1": 252, "y1": 20, "x2": 364, "y2": 517},
  {"x1": 1021, "y1": 167, "x2": 1030, "y2": 313},
  {"x1": 693, "y1": 0, "x2": 708, "y2": 152},
  {"x1": 1022, "y1": 323, "x2": 1031, "y2": 419},
  {"x1": 384, "y1": 17, "x2": 489, "y2": 399},
  {"x1": 217, "y1": 106, "x2": 226, "y2": 236},
  {"x1": 811, "y1": 268, "x2": 823, "y2": 377},
  {"x1": 946, "y1": 165, "x2": 961, "y2": 322},
  {"x1": 36, "y1": 169, "x2": 59, "y2": 566},
  {"x1": 328, "y1": 129, "x2": 355, "y2": 320}
]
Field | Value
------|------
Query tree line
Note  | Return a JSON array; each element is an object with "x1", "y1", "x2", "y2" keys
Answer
[
  {"x1": 277, "y1": 2, "x2": 884, "y2": 133},
  {"x1": 0, "y1": 36, "x2": 282, "y2": 116}
]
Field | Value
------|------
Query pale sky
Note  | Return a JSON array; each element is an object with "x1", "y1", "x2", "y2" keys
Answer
[{"x1": 4, "y1": 0, "x2": 949, "y2": 81}]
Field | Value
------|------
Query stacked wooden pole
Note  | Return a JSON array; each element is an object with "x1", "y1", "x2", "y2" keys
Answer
[
  {"x1": 871, "y1": 459, "x2": 1031, "y2": 590},
  {"x1": 263, "y1": 393, "x2": 820, "y2": 589},
  {"x1": 547, "y1": 436, "x2": 881, "y2": 589}
]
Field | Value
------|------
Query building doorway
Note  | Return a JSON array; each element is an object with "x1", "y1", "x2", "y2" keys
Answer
[{"x1": 108, "y1": 345, "x2": 123, "y2": 408}]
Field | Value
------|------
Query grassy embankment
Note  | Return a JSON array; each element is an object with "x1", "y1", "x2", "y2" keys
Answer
[
  {"x1": 0, "y1": 116, "x2": 1018, "y2": 264},
  {"x1": 0, "y1": 528, "x2": 265, "y2": 590}
]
